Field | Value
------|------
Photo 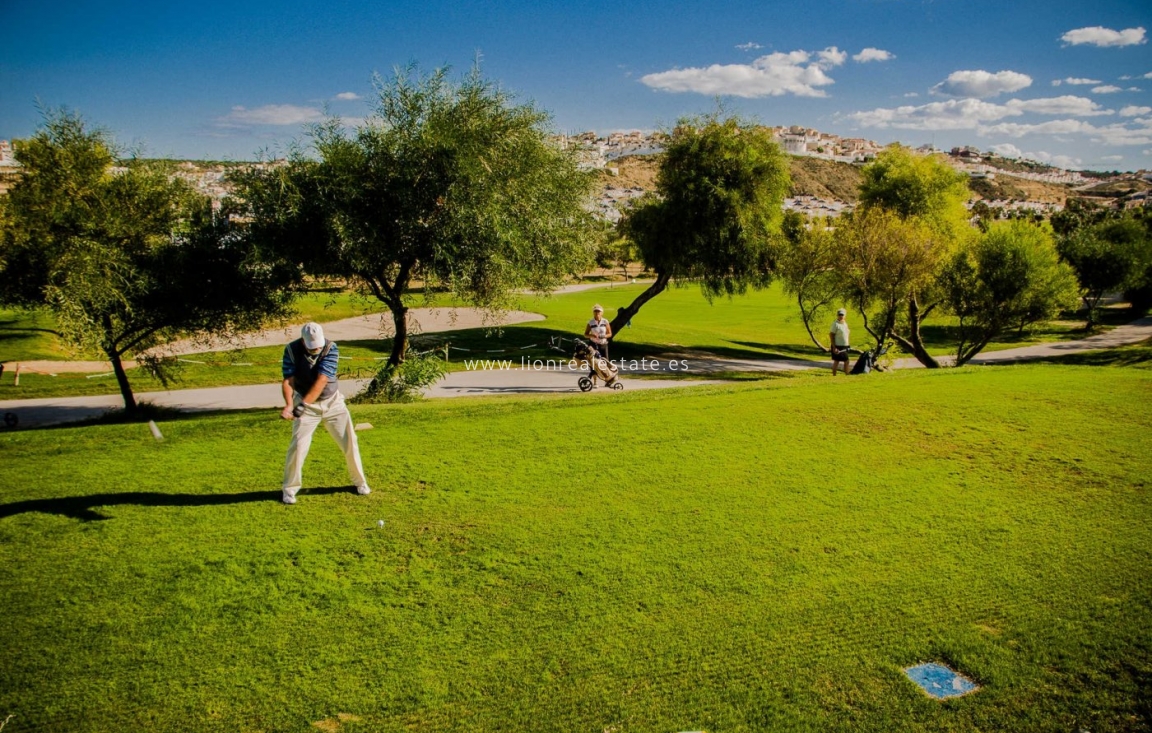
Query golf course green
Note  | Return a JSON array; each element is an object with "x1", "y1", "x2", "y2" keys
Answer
[{"x1": 1, "y1": 365, "x2": 1149, "y2": 731}]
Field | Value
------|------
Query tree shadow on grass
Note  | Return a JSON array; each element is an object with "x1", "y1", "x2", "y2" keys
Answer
[{"x1": 0, "y1": 486, "x2": 358, "y2": 521}]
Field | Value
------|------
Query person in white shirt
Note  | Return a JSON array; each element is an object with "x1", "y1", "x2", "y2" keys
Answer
[
  {"x1": 583, "y1": 304, "x2": 613, "y2": 383},
  {"x1": 829, "y1": 308, "x2": 851, "y2": 376}
]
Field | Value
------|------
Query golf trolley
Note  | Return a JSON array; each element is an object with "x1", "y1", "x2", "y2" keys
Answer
[
  {"x1": 549, "y1": 336, "x2": 624, "y2": 392},
  {"x1": 845, "y1": 343, "x2": 890, "y2": 375}
]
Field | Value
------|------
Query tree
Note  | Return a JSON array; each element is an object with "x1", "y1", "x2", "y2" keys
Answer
[
  {"x1": 940, "y1": 221, "x2": 1078, "y2": 365},
  {"x1": 233, "y1": 65, "x2": 597, "y2": 368},
  {"x1": 833, "y1": 208, "x2": 945, "y2": 360},
  {"x1": 0, "y1": 110, "x2": 297, "y2": 415},
  {"x1": 1057, "y1": 217, "x2": 1147, "y2": 326},
  {"x1": 609, "y1": 115, "x2": 790, "y2": 334},
  {"x1": 777, "y1": 212, "x2": 839, "y2": 352},
  {"x1": 852, "y1": 146, "x2": 973, "y2": 367},
  {"x1": 593, "y1": 226, "x2": 640, "y2": 280}
]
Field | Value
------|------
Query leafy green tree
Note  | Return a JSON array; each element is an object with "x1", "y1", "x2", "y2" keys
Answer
[
  {"x1": 833, "y1": 208, "x2": 945, "y2": 360},
  {"x1": 1049, "y1": 197, "x2": 1117, "y2": 237},
  {"x1": 593, "y1": 225, "x2": 640, "y2": 280},
  {"x1": 0, "y1": 110, "x2": 296, "y2": 415},
  {"x1": 940, "y1": 221, "x2": 1078, "y2": 364},
  {"x1": 609, "y1": 115, "x2": 790, "y2": 334},
  {"x1": 858, "y1": 145, "x2": 971, "y2": 239},
  {"x1": 233, "y1": 65, "x2": 597, "y2": 368},
  {"x1": 777, "y1": 212, "x2": 840, "y2": 352},
  {"x1": 1057, "y1": 217, "x2": 1147, "y2": 325},
  {"x1": 852, "y1": 146, "x2": 973, "y2": 367}
]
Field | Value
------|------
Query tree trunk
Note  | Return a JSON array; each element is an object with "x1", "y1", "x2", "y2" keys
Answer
[
  {"x1": 387, "y1": 302, "x2": 408, "y2": 368},
  {"x1": 107, "y1": 347, "x2": 138, "y2": 416},
  {"x1": 955, "y1": 332, "x2": 995, "y2": 367},
  {"x1": 609, "y1": 270, "x2": 671, "y2": 335},
  {"x1": 797, "y1": 293, "x2": 830, "y2": 353},
  {"x1": 892, "y1": 296, "x2": 940, "y2": 368}
]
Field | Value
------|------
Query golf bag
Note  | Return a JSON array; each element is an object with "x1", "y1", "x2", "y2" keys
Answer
[
  {"x1": 573, "y1": 339, "x2": 620, "y2": 387},
  {"x1": 850, "y1": 344, "x2": 889, "y2": 375}
]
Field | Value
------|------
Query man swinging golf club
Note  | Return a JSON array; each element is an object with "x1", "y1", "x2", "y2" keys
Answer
[{"x1": 279, "y1": 322, "x2": 370, "y2": 504}]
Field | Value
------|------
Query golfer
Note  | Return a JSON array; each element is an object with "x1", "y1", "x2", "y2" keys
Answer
[
  {"x1": 829, "y1": 308, "x2": 851, "y2": 375},
  {"x1": 279, "y1": 323, "x2": 370, "y2": 504},
  {"x1": 584, "y1": 304, "x2": 612, "y2": 383}
]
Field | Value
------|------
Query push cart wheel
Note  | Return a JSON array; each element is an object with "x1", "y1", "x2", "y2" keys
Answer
[
  {"x1": 611, "y1": 382, "x2": 624, "y2": 391},
  {"x1": 3, "y1": 412, "x2": 17, "y2": 428},
  {"x1": 577, "y1": 377, "x2": 594, "y2": 392}
]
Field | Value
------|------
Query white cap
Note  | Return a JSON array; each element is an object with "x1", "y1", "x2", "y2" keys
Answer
[
  {"x1": 837, "y1": 308, "x2": 847, "y2": 316},
  {"x1": 301, "y1": 322, "x2": 325, "y2": 350},
  {"x1": 593, "y1": 304, "x2": 603, "y2": 312}
]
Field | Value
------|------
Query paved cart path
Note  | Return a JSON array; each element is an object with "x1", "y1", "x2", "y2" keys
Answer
[{"x1": 2, "y1": 315, "x2": 1148, "y2": 430}]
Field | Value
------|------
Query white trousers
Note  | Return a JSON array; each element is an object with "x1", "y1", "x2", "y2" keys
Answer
[{"x1": 282, "y1": 390, "x2": 368, "y2": 498}]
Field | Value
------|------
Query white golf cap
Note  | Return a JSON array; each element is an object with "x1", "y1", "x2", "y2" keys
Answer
[
  {"x1": 301, "y1": 322, "x2": 325, "y2": 349},
  {"x1": 593, "y1": 304, "x2": 604, "y2": 312},
  {"x1": 837, "y1": 308, "x2": 847, "y2": 316}
]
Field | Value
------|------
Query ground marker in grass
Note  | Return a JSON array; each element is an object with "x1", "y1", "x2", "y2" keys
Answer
[
  {"x1": 355, "y1": 422, "x2": 373, "y2": 431},
  {"x1": 903, "y1": 662, "x2": 979, "y2": 699},
  {"x1": 148, "y1": 420, "x2": 164, "y2": 441}
]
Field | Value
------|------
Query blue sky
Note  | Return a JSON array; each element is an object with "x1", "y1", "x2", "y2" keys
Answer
[{"x1": 2, "y1": 0, "x2": 1151, "y2": 170}]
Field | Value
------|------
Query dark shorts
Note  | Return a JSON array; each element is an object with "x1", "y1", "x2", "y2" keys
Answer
[{"x1": 832, "y1": 347, "x2": 851, "y2": 362}]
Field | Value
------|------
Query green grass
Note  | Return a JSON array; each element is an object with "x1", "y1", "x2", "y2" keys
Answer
[
  {"x1": 1, "y1": 366, "x2": 1150, "y2": 731},
  {"x1": 0, "y1": 283, "x2": 1137, "y2": 400}
]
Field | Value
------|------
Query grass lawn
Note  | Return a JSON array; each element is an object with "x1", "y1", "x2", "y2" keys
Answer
[
  {"x1": 2, "y1": 283, "x2": 1133, "y2": 401},
  {"x1": 1, "y1": 366, "x2": 1150, "y2": 731}
]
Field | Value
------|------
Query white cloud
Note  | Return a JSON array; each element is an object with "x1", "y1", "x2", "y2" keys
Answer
[
  {"x1": 1013, "y1": 96, "x2": 1112, "y2": 115},
  {"x1": 1052, "y1": 77, "x2": 1102, "y2": 86},
  {"x1": 218, "y1": 104, "x2": 324, "y2": 127},
  {"x1": 853, "y1": 48, "x2": 894, "y2": 63},
  {"x1": 1144, "y1": 72, "x2": 1152, "y2": 79},
  {"x1": 1032, "y1": 152, "x2": 1083, "y2": 169},
  {"x1": 640, "y1": 50, "x2": 838, "y2": 98},
  {"x1": 847, "y1": 95, "x2": 1112, "y2": 131},
  {"x1": 1092, "y1": 85, "x2": 1125, "y2": 93},
  {"x1": 931, "y1": 69, "x2": 1032, "y2": 98},
  {"x1": 817, "y1": 46, "x2": 847, "y2": 68},
  {"x1": 903, "y1": 92, "x2": 919, "y2": 98},
  {"x1": 1061, "y1": 26, "x2": 1147, "y2": 47},
  {"x1": 987, "y1": 144, "x2": 1082, "y2": 169},
  {"x1": 1121, "y1": 105, "x2": 1152, "y2": 116},
  {"x1": 979, "y1": 119, "x2": 1098, "y2": 137},
  {"x1": 334, "y1": 92, "x2": 361, "y2": 101},
  {"x1": 736, "y1": 42, "x2": 762, "y2": 51},
  {"x1": 1100, "y1": 155, "x2": 1124, "y2": 161},
  {"x1": 989, "y1": 143, "x2": 1024, "y2": 158},
  {"x1": 1090, "y1": 121, "x2": 1152, "y2": 146}
]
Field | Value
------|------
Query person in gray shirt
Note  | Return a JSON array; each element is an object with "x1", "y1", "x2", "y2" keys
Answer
[{"x1": 829, "y1": 308, "x2": 851, "y2": 376}]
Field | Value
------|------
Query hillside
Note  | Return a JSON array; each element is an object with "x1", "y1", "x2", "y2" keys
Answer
[
  {"x1": 600, "y1": 154, "x2": 865, "y2": 202},
  {"x1": 968, "y1": 175, "x2": 1070, "y2": 204},
  {"x1": 597, "y1": 151, "x2": 1082, "y2": 206},
  {"x1": 787, "y1": 156, "x2": 863, "y2": 202}
]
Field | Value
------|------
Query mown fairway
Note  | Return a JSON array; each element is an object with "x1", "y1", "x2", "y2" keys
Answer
[{"x1": 1, "y1": 365, "x2": 1150, "y2": 731}]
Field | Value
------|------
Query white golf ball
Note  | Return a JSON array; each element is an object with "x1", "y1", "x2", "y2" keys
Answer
[{"x1": 377, "y1": 519, "x2": 385, "y2": 528}]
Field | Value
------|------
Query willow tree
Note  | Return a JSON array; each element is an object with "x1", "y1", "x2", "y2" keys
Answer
[
  {"x1": 609, "y1": 115, "x2": 790, "y2": 334},
  {"x1": 0, "y1": 110, "x2": 297, "y2": 415},
  {"x1": 234, "y1": 65, "x2": 597, "y2": 367}
]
